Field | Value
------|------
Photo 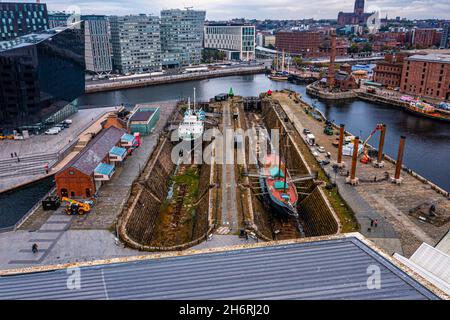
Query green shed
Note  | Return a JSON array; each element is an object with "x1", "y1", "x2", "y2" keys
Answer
[{"x1": 129, "y1": 107, "x2": 160, "y2": 136}]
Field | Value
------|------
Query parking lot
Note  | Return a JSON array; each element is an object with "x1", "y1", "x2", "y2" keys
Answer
[{"x1": 0, "y1": 108, "x2": 115, "y2": 160}]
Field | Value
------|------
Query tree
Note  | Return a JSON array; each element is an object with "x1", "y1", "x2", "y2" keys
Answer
[{"x1": 362, "y1": 43, "x2": 373, "y2": 52}]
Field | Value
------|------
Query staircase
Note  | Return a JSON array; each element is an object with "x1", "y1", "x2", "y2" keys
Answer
[{"x1": 0, "y1": 153, "x2": 59, "y2": 178}]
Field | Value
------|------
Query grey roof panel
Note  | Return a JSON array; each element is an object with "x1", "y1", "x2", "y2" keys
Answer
[{"x1": 0, "y1": 238, "x2": 439, "y2": 300}]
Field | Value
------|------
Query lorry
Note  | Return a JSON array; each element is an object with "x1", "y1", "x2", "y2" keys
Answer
[{"x1": 306, "y1": 134, "x2": 316, "y2": 146}]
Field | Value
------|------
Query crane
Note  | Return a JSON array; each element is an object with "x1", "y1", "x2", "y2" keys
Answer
[{"x1": 360, "y1": 124, "x2": 383, "y2": 164}]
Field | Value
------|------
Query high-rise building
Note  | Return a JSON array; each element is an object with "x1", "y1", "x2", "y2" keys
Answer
[
  {"x1": 109, "y1": 14, "x2": 161, "y2": 74},
  {"x1": 400, "y1": 54, "x2": 450, "y2": 100},
  {"x1": 412, "y1": 28, "x2": 441, "y2": 48},
  {"x1": 204, "y1": 23, "x2": 255, "y2": 61},
  {"x1": 160, "y1": 8, "x2": 206, "y2": 68},
  {"x1": 275, "y1": 31, "x2": 323, "y2": 57},
  {"x1": 0, "y1": 2, "x2": 49, "y2": 41},
  {"x1": 0, "y1": 23, "x2": 85, "y2": 132},
  {"x1": 49, "y1": 13, "x2": 112, "y2": 74}
]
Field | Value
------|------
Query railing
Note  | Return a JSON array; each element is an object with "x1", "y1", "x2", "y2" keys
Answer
[{"x1": 0, "y1": 186, "x2": 56, "y2": 233}]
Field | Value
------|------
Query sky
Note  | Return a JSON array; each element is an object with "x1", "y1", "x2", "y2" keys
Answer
[{"x1": 37, "y1": 0, "x2": 450, "y2": 20}]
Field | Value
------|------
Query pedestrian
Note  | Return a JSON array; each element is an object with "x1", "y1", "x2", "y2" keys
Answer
[
  {"x1": 370, "y1": 219, "x2": 374, "y2": 227},
  {"x1": 245, "y1": 232, "x2": 249, "y2": 241},
  {"x1": 374, "y1": 219, "x2": 378, "y2": 228},
  {"x1": 32, "y1": 243, "x2": 38, "y2": 254},
  {"x1": 17, "y1": 157, "x2": 20, "y2": 163},
  {"x1": 14, "y1": 152, "x2": 17, "y2": 157},
  {"x1": 10, "y1": 153, "x2": 13, "y2": 158},
  {"x1": 374, "y1": 176, "x2": 377, "y2": 182}
]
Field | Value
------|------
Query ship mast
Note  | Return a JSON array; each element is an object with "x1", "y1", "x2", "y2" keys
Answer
[
  {"x1": 193, "y1": 87, "x2": 196, "y2": 113},
  {"x1": 283, "y1": 134, "x2": 288, "y2": 193}
]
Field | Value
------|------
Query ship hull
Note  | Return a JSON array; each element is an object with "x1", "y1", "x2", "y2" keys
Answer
[
  {"x1": 404, "y1": 107, "x2": 450, "y2": 123},
  {"x1": 260, "y1": 176, "x2": 298, "y2": 217}
]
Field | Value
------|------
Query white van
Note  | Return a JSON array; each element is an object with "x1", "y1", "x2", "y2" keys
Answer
[
  {"x1": 45, "y1": 128, "x2": 59, "y2": 135},
  {"x1": 306, "y1": 134, "x2": 316, "y2": 146}
]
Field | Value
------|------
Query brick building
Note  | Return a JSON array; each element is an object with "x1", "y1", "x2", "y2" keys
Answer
[
  {"x1": 400, "y1": 54, "x2": 450, "y2": 100},
  {"x1": 55, "y1": 125, "x2": 129, "y2": 199},
  {"x1": 275, "y1": 31, "x2": 323, "y2": 57},
  {"x1": 373, "y1": 53, "x2": 408, "y2": 88},
  {"x1": 412, "y1": 29, "x2": 442, "y2": 49}
]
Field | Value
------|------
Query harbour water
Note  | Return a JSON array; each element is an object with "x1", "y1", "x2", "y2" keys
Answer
[
  {"x1": 1, "y1": 73, "x2": 449, "y2": 229},
  {"x1": 79, "y1": 73, "x2": 450, "y2": 192}
]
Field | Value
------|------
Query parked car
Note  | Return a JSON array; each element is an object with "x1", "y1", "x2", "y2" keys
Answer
[
  {"x1": 45, "y1": 128, "x2": 59, "y2": 135},
  {"x1": 303, "y1": 128, "x2": 311, "y2": 135},
  {"x1": 317, "y1": 146, "x2": 326, "y2": 153},
  {"x1": 63, "y1": 119, "x2": 73, "y2": 124},
  {"x1": 320, "y1": 159, "x2": 330, "y2": 166}
]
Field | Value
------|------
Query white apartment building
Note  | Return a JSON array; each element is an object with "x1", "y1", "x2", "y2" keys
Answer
[{"x1": 204, "y1": 24, "x2": 255, "y2": 61}]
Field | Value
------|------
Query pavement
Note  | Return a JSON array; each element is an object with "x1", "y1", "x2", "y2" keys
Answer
[
  {"x1": 274, "y1": 91, "x2": 449, "y2": 257},
  {"x1": 0, "y1": 108, "x2": 116, "y2": 193},
  {"x1": 0, "y1": 102, "x2": 176, "y2": 271}
]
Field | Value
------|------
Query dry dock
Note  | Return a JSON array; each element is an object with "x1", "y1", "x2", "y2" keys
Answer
[{"x1": 272, "y1": 91, "x2": 450, "y2": 256}]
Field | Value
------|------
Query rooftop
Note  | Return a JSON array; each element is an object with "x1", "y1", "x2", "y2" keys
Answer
[
  {"x1": 0, "y1": 24, "x2": 81, "y2": 52},
  {"x1": 130, "y1": 110, "x2": 156, "y2": 122},
  {"x1": 63, "y1": 126, "x2": 126, "y2": 175},
  {"x1": 0, "y1": 235, "x2": 441, "y2": 300},
  {"x1": 407, "y1": 53, "x2": 450, "y2": 63}
]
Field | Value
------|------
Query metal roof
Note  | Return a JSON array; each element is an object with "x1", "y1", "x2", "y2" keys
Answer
[
  {"x1": 109, "y1": 146, "x2": 127, "y2": 158},
  {"x1": 407, "y1": 54, "x2": 450, "y2": 63},
  {"x1": 63, "y1": 126, "x2": 125, "y2": 175},
  {"x1": 130, "y1": 111, "x2": 155, "y2": 122},
  {"x1": 94, "y1": 162, "x2": 115, "y2": 176},
  {"x1": 0, "y1": 237, "x2": 439, "y2": 300},
  {"x1": 121, "y1": 133, "x2": 136, "y2": 142}
]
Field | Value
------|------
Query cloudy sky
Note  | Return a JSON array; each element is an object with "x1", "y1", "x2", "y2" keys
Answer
[{"x1": 39, "y1": 0, "x2": 450, "y2": 20}]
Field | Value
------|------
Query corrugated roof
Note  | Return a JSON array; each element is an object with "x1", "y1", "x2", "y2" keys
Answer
[
  {"x1": 0, "y1": 237, "x2": 439, "y2": 300},
  {"x1": 436, "y1": 230, "x2": 450, "y2": 256},
  {"x1": 121, "y1": 133, "x2": 135, "y2": 142},
  {"x1": 65, "y1": 126, "x2": 125, "y2": 175},
  {"x1": 410, "y1": 243, "x2": 450, "y2": 283},
  {"x1": 109, "y1": 146, "x2": 127, "y2": 158},
  {"x1": 94, "y1": 163, "x2": 115, "y2": 176}
]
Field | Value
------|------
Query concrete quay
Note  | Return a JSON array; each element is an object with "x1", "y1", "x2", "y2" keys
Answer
[
  {"x1": 0, "y1": 107, "x2": 117, "y2": 194},
  {"x1": 85, "y1": 65, "x2": 266, "y2": 93},
  {"x1": 271, "y1": 91, "x2": 449, "y2": 257},
  {"x1": 0, "y1": 102, "x2": 177, "y2": 270}
]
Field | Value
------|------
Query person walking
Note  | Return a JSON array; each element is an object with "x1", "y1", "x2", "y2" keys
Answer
[
  {"x1": 32, "y1": 243, "x2": 38, "y2": 254},
  {"x1": 14, "y1": 152, "x2": 17, "y2": 157},
  {"x1": 10, "y1": 153, "x2": 13, "y2": 158},
  {"x1": 370, "y1": 219, "x2": 374, "y2": 227},
  {"x1": 374, "y1": 219, "x2": 378, "y2": 228}
]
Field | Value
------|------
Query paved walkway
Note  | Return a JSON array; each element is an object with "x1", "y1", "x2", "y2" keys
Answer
[{"x1": 220, "y1": 101, "x2": 239, "y2": 234}]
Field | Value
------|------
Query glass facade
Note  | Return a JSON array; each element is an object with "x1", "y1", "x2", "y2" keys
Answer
[
  {"x1": 160, "y1": 9, "x2": 205, "y2": 67},
  {"x1": 110, "y1": 14, "x2": 161, "y2": 74},
  {"x1": 0, "y1": 23, "x2": 85, "y2": 133},
  {"x1": 0, "y1": 2, "x2": 48, "y2": 41}
]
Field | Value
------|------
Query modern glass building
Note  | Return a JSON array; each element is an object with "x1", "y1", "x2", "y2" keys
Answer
[
  {"x1": 49, "y1": 13, "x2": 112, "y2": 74},
  {"x1": 204, "y1": 24, "x2": 255, "y2": 61},
  {"x1": 0, "y1": 2, "x2": 49, "y2": 41},
  {"x1": 109, "y1": 14, "x2": 161, "y2": 74},
  {"x1": 160, "y1": 9, "x2": 205, "y2": 68},
  {"x1": 0, "y1": 23, "x2": 85, "y2": 133}
]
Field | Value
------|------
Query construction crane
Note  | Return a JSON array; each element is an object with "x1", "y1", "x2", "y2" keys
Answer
[
  {"x1": 61, "y1": 197, "x2": 91, "y2": 215},
  {"x1": 360, "y1": 124, "x2": 383, "y2": 164}
]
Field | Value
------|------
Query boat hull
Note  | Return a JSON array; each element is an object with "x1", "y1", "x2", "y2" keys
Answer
[
  {"x1": 260, "y1": 176, "x2": 298, "y2": 217},
  {"x1": 404, "y1": 107, "x2": 450, "y2": 123}
]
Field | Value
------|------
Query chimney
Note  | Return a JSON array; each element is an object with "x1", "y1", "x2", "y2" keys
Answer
[{"x1": 327, "y1": 29, "x2": 336, "y2": 88}]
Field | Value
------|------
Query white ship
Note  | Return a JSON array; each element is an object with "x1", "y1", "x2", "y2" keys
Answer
[{"x1": 178, "y1": 88, "x2": 205, "y2": 141}]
